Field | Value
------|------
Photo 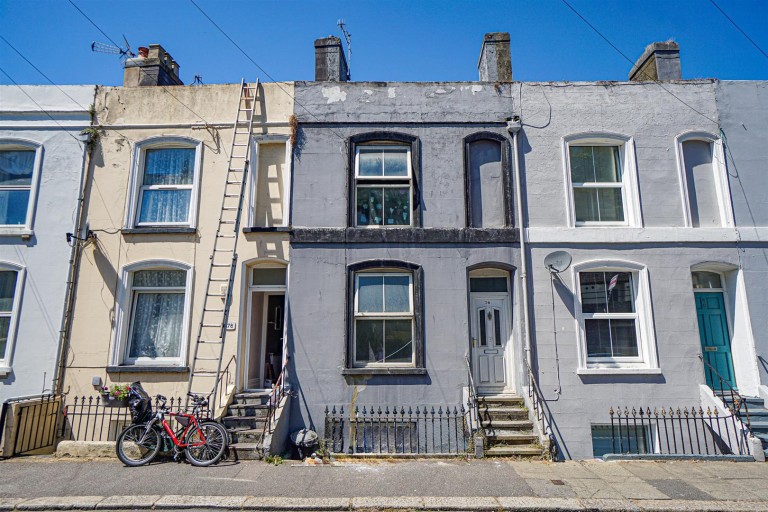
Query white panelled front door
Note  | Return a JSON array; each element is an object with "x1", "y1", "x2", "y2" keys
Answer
[{"x1": 470, "y1": 296, "x2": 510, "y2": 390}]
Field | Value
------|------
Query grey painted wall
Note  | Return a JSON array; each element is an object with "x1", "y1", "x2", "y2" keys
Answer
[
  {"x1": 716, "y1": 81, "x2": 768, "y2": 386},
  {"x1": 0, "y1": 86, "x2": 93, "y2": 402},
  {"x1": 288, "y1": 81, "x2": 522, "y2": 432}
]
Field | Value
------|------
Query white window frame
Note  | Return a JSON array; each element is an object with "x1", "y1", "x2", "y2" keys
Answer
[
  {"x1": 573, "y1": 260, "x2": 659, "y2": 373},
  {"x1": 674, "y1": 131, "x2": 734, "y2": 228},
  {"x1": 562, "y1": 133, "x2": 642, "y2": 228},
  {"x1": 124, "y1": 137, "x2": 203, "y2": 229},
  {"x1": 111, "y1": 260, "x2": 193, "y2": 367},
  {"x1": 247, "y1": 135, "x2": 292, "y2": 228},
  {"x1": 0, "y1": 139, "x2": 44, "y2": 236},
  {"x1": 352, "y1": 271, "x2": 415, "y2": 367},
  {"x1": 0, "y1": 262, "x2": 25, "y2": 374},
  {"x1": 354, "y1": 144, "x2": 413, "y2": 228}
]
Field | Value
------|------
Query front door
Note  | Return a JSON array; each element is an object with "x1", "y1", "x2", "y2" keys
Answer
[
  {"x1": 262, "y1": 294, "x2": 284, "y2": 387},
  {"x1": 471, "y1": 296, "x2": 509, "y2": 389},
  {"x1": 695, "y1": 292, "x2": 736, "y2": 388}
]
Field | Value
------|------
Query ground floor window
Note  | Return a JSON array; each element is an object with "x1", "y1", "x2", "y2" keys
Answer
[
  {"x1": 353, "y1": 272, "x2": 414, "y2": 366},
  {"x1": 0, "y1": 269, "x2": 19, "y2": 365}
]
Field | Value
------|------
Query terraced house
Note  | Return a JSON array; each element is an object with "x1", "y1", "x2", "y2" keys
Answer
[{"x1": 58, "y1": 46, "x2": 294, "y2": 457}]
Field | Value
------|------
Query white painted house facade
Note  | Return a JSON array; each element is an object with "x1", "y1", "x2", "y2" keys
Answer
[{"x1": 0, "y1": 85, "x2": 94, "y2": 401}]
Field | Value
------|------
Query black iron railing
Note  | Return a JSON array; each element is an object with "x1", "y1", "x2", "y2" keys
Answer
[
  {"x1": 699, "y1": 354, "x2": 751, "y2": 431},
  {"x1": 60, "y1": 395, "x2": 209, "y2": 442},
  {"x1": 0, "y1": 394, "x2": 62, "y2": 457},
  {"x1": 324, "y1": 404, "x2": 470, "y2": 455},
  {"x1": 609, "y1": 405, "x2": 750, "y2": 456}
]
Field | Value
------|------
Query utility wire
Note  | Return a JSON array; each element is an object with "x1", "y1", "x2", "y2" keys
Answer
[
  {"x1": 0, "y1": 66, "x2": 85, "y2": 147},
  {"x1": 1, "y1": 35, "x2": 90, "y2": 112},
  {"x1": 708, "y1": 0, "x2": 768, "y2": 61},
  {"x1": 188, "y1": 0, "x2": 349, "y2": 143},
  {"x1": 0, "y1": 34, "x2": 140, "y2": 146},
  {"x1": 67, "y1": 0, "x2": 214, "y2": 128},
  {"x1": 560, "y1": 0, "x2": 719, "y2": 126}
]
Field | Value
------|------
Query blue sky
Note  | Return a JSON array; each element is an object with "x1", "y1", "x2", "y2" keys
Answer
[{"x1": 1, "y1": 0, "x2": 767, "y2": 87}]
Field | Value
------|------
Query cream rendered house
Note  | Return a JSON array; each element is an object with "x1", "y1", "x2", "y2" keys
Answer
[{"x1": 60, "y1": 46, "x2": 294, "y2": 412}]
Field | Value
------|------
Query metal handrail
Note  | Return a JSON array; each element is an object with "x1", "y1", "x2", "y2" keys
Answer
[
  {"x1": 698, "y1": 354, "x2": 751, "y2": 432},
  {"x1": 464, "y1": 355, "x2": 480, "y2": 437},
  {"x1": 210, "y1": 355, "x2": 236, "y2": 415},
  {"x1": 522, "y1": 356, "x2": 556, "y2": 457},
  {"x1": 261, "y1": 355, "x2": 292, "y2": 440}
]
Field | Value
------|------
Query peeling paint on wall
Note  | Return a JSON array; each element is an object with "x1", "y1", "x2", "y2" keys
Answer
[{"x1": 322, "y1": 86, "x2": 347, "y2": 104}]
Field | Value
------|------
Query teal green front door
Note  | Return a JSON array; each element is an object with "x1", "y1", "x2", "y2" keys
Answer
[{"x1": 695, "y1": 292, "x2": 736, "y2": 388}]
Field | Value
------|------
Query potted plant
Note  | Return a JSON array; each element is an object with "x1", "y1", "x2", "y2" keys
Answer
[{"x1": 100, "y1": 384, "x2": 131, "y2": 407}]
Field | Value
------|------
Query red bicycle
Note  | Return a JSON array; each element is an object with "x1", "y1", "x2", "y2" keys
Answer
[{"x1": 116, "y1": 393, "x2": 228, "y2": 467}]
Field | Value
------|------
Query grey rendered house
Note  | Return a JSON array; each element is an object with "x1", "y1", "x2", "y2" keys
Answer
[
  {"x1": 285, "y1": 36, "x2": 768, "y2": 460},
  {"x1": 518, "y1": 44, "x2": 768, "y2": 460},
  {"x1": 287, "y1": 35, "x2": 530, "y2": 454}
]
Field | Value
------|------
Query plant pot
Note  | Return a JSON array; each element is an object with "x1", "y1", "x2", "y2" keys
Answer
[{"x1": 101, "y1": 394, "x2": 129, "y2": 408}]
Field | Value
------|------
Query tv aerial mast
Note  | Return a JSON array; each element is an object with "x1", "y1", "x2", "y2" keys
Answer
[
  {"x1": 337, "y1": 19, "x2": 351, "y2": 80},
  {"x1": 90, "y1": 35, "x2": 135, "y2": 59}
]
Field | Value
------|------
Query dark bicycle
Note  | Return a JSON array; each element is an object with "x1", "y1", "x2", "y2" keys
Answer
[{"x1": 115, "y1": 383, "x2": 228, "y2": 467}]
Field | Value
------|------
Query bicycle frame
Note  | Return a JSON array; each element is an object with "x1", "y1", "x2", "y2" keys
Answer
[{"x1": 140, "y1": 410, "x2": 208, "y2": 449}]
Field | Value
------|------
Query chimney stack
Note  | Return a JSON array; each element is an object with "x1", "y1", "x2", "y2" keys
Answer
[
  {"x1": 314, "y1": 36, "x2": 348, "y2": 82},
  {"x1": 478, "y1": 32, "x2": 512, "y2": 82},
  {"x1": 629, "y1": 41, "x2": 681, "y2": 81},
  {"x1": 123, "y1": 44, "x2": 183, "y2": 87}
]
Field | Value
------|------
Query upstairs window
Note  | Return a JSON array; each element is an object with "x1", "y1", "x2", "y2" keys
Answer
[
  {"x1": 570, "y1": 146, "x2": 623, "y2": 223},
  {"x1": 465, "y1": 133, "x2": 512, "y2": 228},
  {"x1": 564, "y1": 135, "x2": 640, "y2": 227},
  {"x1": 126, "y1": 138, "x2": 202, "y2": 229},
  {"x1": 0, "y1": 141, "x2": 42, "y2": 231},
  {"x1": 676, "y1": 134, "x2": 733, "y2": 228},
  {"x1": 355, "y1": 146, "x2": 412, "y2": 227}
]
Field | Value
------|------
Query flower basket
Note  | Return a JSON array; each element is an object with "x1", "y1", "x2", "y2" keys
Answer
[{"x1": 100, "y1": 394, "x2": 129, "y2": 408}]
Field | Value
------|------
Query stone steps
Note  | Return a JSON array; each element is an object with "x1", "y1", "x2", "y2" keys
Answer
[
  {"x1": 224, "y1": 391, "x2": 273, "y2": 457},
  {"x1": 477, "y1": 395, "x2": 543, "y2": 458}
]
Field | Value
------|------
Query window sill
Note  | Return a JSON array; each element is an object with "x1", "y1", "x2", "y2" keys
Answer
[
  {"x1": 0, "y1": 366, "x2": 11, "y2": 377},
  {"x1": 577, "y1": 367, "x2": 662, "y2": 376},
  {"x1": 107, "y1": 365, "x2": 190, "y2": 373},
  {"x1": 342, "y1": 367, "x2": 427, "y2": 376},
  {"x1": 0, "y1": 228, "x2": 33, "y2": 238},
  {"x1": 243, "y1": 226, "x2": 292, "y2": 233},
  {"x1": 122, "y1": 227, "x2": 197, "y2": 235}
]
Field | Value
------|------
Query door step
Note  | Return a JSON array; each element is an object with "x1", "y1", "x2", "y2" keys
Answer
[
  {"x1": 486, "y1": 445, "x2": 543, "y2": 457},
  {"x1": 231, "y1": 442, "x2": 264, "y2": 460}
]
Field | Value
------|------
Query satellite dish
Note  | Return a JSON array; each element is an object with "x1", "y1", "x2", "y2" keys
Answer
[{"x1": 544, "y1": 251, "x2": 572, "y2": 274}]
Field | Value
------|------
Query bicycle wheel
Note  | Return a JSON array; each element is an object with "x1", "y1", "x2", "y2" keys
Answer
[
  {"x1": 116, "y1": 424, "x2": 161, "y2": 466},
  {"x1": 184, "y1": 421, "x2": 228, "y2": 467}
]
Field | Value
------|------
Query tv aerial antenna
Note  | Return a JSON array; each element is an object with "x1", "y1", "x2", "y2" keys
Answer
[
  {"x1": 337, "y1": 19, "x2": 351, "y2": 80},
  {"x1": 90, "y1": 35, "x2": 135, "y2": 60}
]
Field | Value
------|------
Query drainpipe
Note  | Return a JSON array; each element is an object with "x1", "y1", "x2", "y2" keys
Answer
[
  {"x1": 507, "y1": 117, "x2": 532, "y2": 378},
  {"x1": 52, "y1": 120, "x2": 94, "y2": 395}
]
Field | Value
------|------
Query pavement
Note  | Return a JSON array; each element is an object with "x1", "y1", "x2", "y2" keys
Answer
[{"x1": 0, "y1": 456, "x2": 767, "y2": 511}]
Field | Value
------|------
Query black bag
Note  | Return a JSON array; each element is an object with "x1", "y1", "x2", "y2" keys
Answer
[{"x1": 128, "y1": 381, "x2": 153, "y2": 424}]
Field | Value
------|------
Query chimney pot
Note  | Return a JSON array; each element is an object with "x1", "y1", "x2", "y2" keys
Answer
[
  {"x1": 629, "y1": 41, "x2": 681, "y2": 81},
  {"x1": 314, "y1": 36, "x2": 348, "y2": 82},
  {"x1": 478, "y1": 32, "x2": 512, "y2": 82},
  {"x1": 138, "y1": 47, "x2": 149, "y2": 58}
]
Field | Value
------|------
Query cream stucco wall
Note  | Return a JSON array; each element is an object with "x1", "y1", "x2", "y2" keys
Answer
[{"x1": 62, "y1": 82, "x2": 293, "y2": 400}]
